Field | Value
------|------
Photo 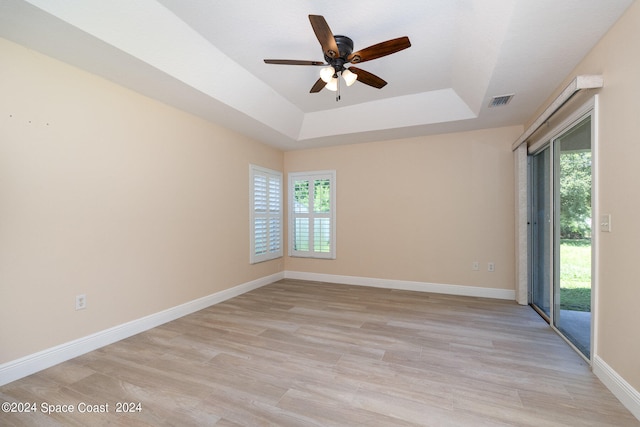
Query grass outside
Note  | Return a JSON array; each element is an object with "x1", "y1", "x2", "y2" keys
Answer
[{"x1": 560, "y1": 239, "x2": 591, "y2": 312}]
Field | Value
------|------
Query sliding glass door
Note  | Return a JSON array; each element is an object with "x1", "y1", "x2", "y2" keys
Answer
[{"x1": 529, "y1": 113, "x2": 593, "y2": 360}]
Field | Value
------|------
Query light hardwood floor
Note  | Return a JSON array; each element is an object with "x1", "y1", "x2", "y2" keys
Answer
[{"x1": 1, "y1": 279, "x2": 638, "y2": 426}]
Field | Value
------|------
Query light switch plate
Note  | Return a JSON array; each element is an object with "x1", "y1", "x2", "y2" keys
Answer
[{"x1": 600, "y1": 214, "x2": 611, "y2": 232}]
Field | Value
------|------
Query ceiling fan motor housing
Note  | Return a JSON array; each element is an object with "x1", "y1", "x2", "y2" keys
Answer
[{"x1": 324, "y1": 35, "x2": 355, "y2": 70}]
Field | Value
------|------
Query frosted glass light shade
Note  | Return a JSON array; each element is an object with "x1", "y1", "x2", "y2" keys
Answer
[
  {"x1": 342, "y1": 69, "x2": 357, "y2": 86},
  {"x1": 320, "y1": 66, "x2": 335, "y2": 83},
  {"x1": 325, "y1": 77, "x2": 338, "y2": 91}
]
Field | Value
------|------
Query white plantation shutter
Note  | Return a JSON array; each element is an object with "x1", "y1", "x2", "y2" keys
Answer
[
  {"x1": 250, "y1": 165, "x2": 282, "y2": 263},
  {"x1": 288, "y1": 171, "x2": 336, "y2": 259},
  {"x1": 267, "y1": 174, "x2": 282, "y2": 254}
]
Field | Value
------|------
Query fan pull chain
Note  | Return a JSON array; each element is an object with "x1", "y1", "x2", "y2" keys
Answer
[{"x1": 336, "y1": 73, "x2": 341, "y2": 102}]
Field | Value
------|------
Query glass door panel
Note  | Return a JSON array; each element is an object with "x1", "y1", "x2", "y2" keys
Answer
[{"x1": 554, "y1": 116, "x2": 592, "y2": 358}]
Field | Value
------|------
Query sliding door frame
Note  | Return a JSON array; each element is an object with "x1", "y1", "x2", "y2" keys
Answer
[{"x1": 527, "y1": 95, "x2": 599, "y2": 362}]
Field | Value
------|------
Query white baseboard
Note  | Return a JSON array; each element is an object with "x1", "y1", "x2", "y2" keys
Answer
[
  {"x1": 593, "y1": 355, "x2": 640, "y2": 421},
  {"x1": 0, "y1": 272, "x2": 284, "y2": 387},
  {"x1": 284, "y1": 271, "x2": 516, "y2": 300}
]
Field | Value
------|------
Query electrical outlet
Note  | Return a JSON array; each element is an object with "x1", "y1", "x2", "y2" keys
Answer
[
  {"x1": 75, "y1": 294, "x2": 87, "y2": 310},
  {"x1": 488, "y1": 262, "x2": 495, "y2": 272},
  {"x1": 472, "y1": 261, "x2": 480, "y2": 271}
]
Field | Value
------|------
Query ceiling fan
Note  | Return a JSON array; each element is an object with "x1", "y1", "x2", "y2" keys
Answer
[{"x1": 264, "y1": 15, "x2": 411, "y2": 100}]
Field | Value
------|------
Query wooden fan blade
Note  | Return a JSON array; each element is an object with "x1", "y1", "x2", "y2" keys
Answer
[
  {"x1": 309, "y1": 15, "x2": 340, "y2": 59},
  {"x1": 348, "y1": 67, "x2": 387, "y2": 89},
  {"x1": 264, "y1": 59, "x2": 325, "y2": 66},
  {"x1": 310, "y1": 78, "x2": 326, "y2": 93},
  {"x1": 347, "y1": 36, "x2": 411, "y2": 64}
]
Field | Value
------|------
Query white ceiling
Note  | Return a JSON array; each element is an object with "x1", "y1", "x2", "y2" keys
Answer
[{"x1": 0, "y1": 0, "x2": 634, "y2": 150}]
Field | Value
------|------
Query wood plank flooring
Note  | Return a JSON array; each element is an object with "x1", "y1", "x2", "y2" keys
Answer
[{"x1": 1, "y1": 279, "x2": 638, "y2": 426}]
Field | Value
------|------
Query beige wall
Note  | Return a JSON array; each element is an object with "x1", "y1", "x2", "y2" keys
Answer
[
  {"x1": 285, "y1": 125, "x2": 521, "y2": 290},
  {"x1": 0, "y1": 38, "x2": 283, "y2": 363},
  {"x1": 0, "y1": 35, "x2": 520, "y2": 369}
]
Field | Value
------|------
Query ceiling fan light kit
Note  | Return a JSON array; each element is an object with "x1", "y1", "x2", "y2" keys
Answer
[
  {"x1": 320, "y1": 66, "x2": 357, "y2": 91},
  {"x1": 264, "y1": 15, "x2": 411, "y2": 101}
]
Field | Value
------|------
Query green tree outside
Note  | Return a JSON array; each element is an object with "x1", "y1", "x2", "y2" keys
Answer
[
  {"x1": 560, "y1": 151, "x2": 591, "y2": 239},
  {"x1": 559, "y1": 150, "x2": 592, "y2": 312}
]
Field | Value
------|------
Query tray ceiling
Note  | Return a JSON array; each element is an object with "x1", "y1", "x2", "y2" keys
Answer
[{"x1": 0, "y1": 0, "x2": 633, "y2": 149}]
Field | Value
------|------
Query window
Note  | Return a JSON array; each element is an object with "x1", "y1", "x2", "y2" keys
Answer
[
  {"x1": 250, "y1": 165, "x2": 282, "y2": 264},
  {"x1": 289, "y1": 171, "x2": 336, "y2": 259}
]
